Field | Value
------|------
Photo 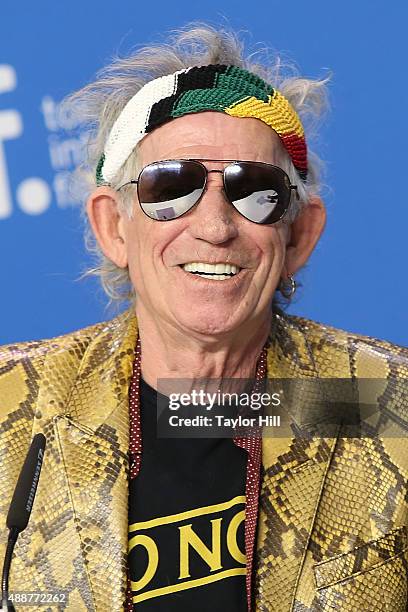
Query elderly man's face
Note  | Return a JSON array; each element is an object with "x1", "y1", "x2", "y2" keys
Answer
[{"x1": 120, "y1": 112, "x2": 291, "y2": 336}]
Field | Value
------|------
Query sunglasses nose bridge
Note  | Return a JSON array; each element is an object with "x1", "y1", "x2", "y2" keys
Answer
[
  {"x1": 199, "y1": 168, "x2": 236, "y2": 213},
  {"x1": 205, "y1": 168, "x2": 225, "y2": 187},
  {"x1": 202, "y1": 167, "x2": 243, "y2": 219},
  {"x1": 186, "y1": 171, "x2": 239, "y2": 242}
]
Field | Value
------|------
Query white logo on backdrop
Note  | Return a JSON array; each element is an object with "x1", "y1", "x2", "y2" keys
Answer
[
  {"x1": 0, "y1": 64, "x2": 86, "y2": 220},
  {"x1": 41, "y1": 95, "x2": 88, "y2": 210},
  {"x1": 0, "y1": 65, "x2": 52, "y2": 218}
]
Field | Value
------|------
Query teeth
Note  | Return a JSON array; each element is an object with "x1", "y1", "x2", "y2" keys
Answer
[
  {"x1": 182, "y1": 262, "x2": 240, "y2": 275},
  {"x1": 197, "y1": 274, "x2": 231, "y2": 280}
]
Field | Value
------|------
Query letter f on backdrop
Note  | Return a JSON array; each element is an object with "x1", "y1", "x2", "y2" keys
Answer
[{"x1": 0, "y1": 65, "x2": 22, "y2": 219}]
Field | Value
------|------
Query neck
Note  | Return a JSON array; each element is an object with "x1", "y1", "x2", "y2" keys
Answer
[{"x1": 135, "y1": 303, "x2": 272, "y2": 392}]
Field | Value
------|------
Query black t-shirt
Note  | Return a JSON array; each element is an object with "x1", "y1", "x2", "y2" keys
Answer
[{"x1": 128, "y1": 378, "x2": 248, "y2": 611}]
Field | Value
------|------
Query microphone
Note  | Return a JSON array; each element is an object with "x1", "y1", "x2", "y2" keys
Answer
[{"x1": 1, "y1": 433, "x2": 46, "y2": 611}]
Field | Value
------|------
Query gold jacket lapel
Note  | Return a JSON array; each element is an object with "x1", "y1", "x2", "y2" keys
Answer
[
  {"x1": 255, "y1": 313, "x2": 351, "y2": 610},
  {"x1": 53, "y1": 312, "x2": 138, "y2": 611}
]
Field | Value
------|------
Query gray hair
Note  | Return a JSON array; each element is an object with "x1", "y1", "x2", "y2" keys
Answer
[{"x1": 64, "y1": 23, "x2": 330, "y2": 306}]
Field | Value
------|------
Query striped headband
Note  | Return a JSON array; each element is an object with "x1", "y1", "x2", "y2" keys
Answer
[{"x1": 96, "y1": 64, "x2": 308, "y2": 186}]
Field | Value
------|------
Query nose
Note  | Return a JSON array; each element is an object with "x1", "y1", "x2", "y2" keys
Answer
[{"x1": 187, "y1": 170, "x2": 239, "y2": 243}]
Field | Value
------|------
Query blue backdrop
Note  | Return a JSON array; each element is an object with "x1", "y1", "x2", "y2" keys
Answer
[{"x1": 1, "y1": 0, "x2": 407, "y2": 345}]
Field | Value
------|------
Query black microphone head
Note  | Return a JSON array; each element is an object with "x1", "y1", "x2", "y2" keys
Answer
[{"x1": 6, "y1": 433, "x2": 46, "y2": 532}]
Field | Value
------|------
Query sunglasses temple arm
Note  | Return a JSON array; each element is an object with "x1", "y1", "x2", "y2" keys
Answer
[
  {"x1": 291, "y1": 185, "x2": 300, "y2": 200},
  {"x1": 117, "y1": 179, "x2": 139, "y2": 191}
]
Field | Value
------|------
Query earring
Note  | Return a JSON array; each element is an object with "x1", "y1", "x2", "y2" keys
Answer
[{"x1": 279, "y1": 274, "x2": 297, "y2": 299}]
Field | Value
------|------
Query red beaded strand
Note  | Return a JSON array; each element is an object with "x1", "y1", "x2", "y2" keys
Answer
[{"x1": 128, "y1": 337, "x2": 142, "y2": 479}]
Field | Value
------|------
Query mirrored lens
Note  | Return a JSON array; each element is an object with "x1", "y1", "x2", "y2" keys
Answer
[
  {"x1": 138, "y1": 160, "x2": 206, "y2": 221},
  {"x1": 224, "y1": 162, "x2": 291, "y2": 224}
]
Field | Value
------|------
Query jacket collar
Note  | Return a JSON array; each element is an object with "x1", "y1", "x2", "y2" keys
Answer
[{"x1": 64, "y1": 310, "x2": 138, "y2": 432}]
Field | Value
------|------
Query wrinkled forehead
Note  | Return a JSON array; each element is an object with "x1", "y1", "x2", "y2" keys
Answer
[{"x1": 137, "y1": 111, "x2": 286, "y2": 166}]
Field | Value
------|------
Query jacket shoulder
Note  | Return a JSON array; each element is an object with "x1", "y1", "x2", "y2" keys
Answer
[
  {"x1": 0, "y1": 318, "x2": 109, "y2": 367},
  {"x1": 285, "y1": 312, "x2": 408, "y2": 377},
  {"x1": 0, "y1": 315, "x2": 124, "y2": 421}
]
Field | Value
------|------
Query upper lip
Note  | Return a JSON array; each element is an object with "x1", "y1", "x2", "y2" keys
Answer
[{"x1": 179, "y1": 261, "x2": 243, "y2": 267}]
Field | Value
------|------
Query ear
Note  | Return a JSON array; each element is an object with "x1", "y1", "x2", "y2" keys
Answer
[
  {"x1": 282, "y1": 195, "x2": 326, "y2": 277},
  {"x1": 86, "y1": 187, "x2": 128, "y2": 268}
]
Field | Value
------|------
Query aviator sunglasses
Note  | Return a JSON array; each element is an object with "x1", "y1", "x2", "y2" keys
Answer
[{"x1": 117, "y1": 159, "x2": 299, "y2": 225}]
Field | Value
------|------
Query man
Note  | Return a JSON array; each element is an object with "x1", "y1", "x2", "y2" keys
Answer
[{"x1": 1, "y1": 26, "x2": 407, "y2": 611}]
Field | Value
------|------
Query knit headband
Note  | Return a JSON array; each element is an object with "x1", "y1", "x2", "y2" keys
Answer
[{"x1": 96, "y1": 64, "x2": 308, "y2": 186}]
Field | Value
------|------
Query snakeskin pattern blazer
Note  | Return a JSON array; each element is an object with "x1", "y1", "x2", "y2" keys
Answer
[{"x1": 0, "y1": 309, "x2": 407, "y2": 611}]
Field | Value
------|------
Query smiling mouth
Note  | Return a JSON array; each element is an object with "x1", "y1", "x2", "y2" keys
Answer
[{"x1": 178, "y1": 262, "x2": 243, "y2": 281}]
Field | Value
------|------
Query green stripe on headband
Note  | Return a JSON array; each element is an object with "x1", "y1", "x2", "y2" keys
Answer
[
  {"x1": 215, "y1": 66, "x2": 274, "y2": 101},
  {"x1": 172, "y1": 88, "x2": 249, "y2": 117}
]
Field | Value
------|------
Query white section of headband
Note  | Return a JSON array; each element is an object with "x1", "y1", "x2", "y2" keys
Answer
[{"x1": 102, "y1": 68, "x2": 191, "y2": 184}]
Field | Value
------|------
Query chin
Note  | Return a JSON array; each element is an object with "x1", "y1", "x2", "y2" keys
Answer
[{"x1": 173, "y1": 310, "x2": 244, "y2": 338}]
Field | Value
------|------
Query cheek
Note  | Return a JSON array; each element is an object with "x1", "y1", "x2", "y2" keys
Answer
[
  {"x1": 124, "y1": 226, "x2": 142, "y2": 266},
  {"x1": 257, "y1": 227, "x2": 287, "y2": 267},
  {"x1": 122, "y1": 216, "x2": 150, "y2": 276},
  {"x1": 124, "y1": 217, "x2": 183, "y2": 272},
  {"x1": 275, "y1": 227, "x2": 288, "y2": 259}
]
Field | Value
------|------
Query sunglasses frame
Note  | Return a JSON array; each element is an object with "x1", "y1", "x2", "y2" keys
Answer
[{"x1": 117, "y1": 158, "x2": 299, "y2": 225}]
